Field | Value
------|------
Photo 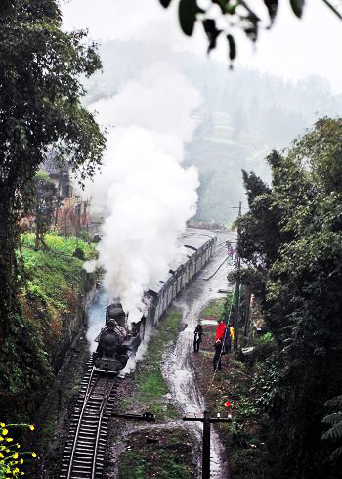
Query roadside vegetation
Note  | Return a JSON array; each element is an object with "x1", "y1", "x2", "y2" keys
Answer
[
  {"x1": 194, "y1": 297, "x2": 272, "y2": 479},
  {"x1": 201, "y1": 298, "x2": 226, "y2": 319},
  {"x1": 233, "y1": 119, "x2": 342, "y2": 478},
  {"x1": 0, "y1": 0, "x2": 105, "y2": 427},
  {"x1": 117, "y1": 428, "x2": 194, "y2": 479},
  {"x1": 1, "y1": 232, "x2": 98, "y2": 421}
]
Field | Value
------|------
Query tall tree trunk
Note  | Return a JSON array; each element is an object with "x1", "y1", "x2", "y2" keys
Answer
[
  {"x1": 0, "y1": 193, "x2": 21, "y2": 347},
  {"x1": 35, "y1": 226, "x2": 39, "y2": 250}
]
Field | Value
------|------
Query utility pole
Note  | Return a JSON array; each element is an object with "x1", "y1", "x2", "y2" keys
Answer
[
  {"x1": 243, "y1": 284, "x2": 251, "y2": 338},
  {"x1": 183, "y1": 410, "x2": 232, "y2": 479},
  {"x1": 233, "y1": 201, "x2": 242, "y2": 352}
]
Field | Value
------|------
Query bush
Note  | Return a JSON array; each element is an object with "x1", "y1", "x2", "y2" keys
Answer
[
  {"x1": 72, "y1": 247, "x2": 85, "y2": 260},
  {"x1": 252, "y1": 332, "x2": 276, "y2": 362}
]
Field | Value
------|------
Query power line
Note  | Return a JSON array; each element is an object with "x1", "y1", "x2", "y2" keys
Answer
[{"x1": 234, "y1": 201, "x2": 242, "y2": 353}]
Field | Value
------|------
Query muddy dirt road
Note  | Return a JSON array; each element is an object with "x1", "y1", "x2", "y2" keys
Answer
[{"x1": 161, "y1": 230, "x2": 235, "y2": 479}]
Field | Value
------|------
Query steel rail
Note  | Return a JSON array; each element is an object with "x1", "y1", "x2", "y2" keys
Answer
[
  {"x1": 66, "y1": 365, "x2": 97, "y2": 479},
  {"x1": 91, "y1": 382, "x2": 112, "y2": 479}
]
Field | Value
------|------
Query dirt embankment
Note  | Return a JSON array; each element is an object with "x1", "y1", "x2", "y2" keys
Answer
[{"x1": 22, "y1": 286, "x2": 98, "y2": 478}]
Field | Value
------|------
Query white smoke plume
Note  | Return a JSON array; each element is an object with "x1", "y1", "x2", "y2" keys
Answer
[
  {"x1": 84, "y1": 62, "x2": 202, "y2": 323},
  {"x1": 119, "y1": 323, "x2": 155, "y2": 377}
]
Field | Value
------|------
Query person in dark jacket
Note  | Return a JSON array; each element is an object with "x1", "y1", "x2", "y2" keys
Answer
[
  {"x1": 193, "y1": 324, "x2": 203, "y2": 353},
  {"x1": 213, "y1": 339, "x2": 223, "y2": 371},
  {"x1": 223, "y1": 327, "x2": 232, "y2": 353}
]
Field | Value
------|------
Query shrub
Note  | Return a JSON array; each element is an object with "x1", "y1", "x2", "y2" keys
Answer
[
  {"x1": 252, "y1": 332, "x2": 276, "y2": 362},
  {"x1": 72, "y1": 247, "x2": 85, "y2": 260},
  {"x1": 0, "y1": 423, "x2": 36, "y2": 478}
]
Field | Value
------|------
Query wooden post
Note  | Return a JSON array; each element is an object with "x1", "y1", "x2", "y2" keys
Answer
[
  {"x1": 202, "y1": 410, "x2": 211, "y2": 479},
  {"x1": 183, "y1": 411, "x2": 232, "y2": 479}
]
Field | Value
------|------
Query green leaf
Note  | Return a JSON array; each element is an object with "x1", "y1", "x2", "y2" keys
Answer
[
  {"x1": 322, "y1": 422, "x2": 342, "y2": 441},
  {"x1": 227, "y1": 34, "x2": 236, "y2": 62},
  {"x1": 290, "y1": 0, "x2": 305, "y2": 19},
  {"x1": 202, "y1": 19, "x2": 221, "y2": 53},
  {"x1": 159, "y1": 0, "x2": 173, "y2": 7},
  {"x1": 264, "y1": 0, "x2": 278, "y2": 24},
  {"x1": 178, "y1": 0, "x2": 198, "y2": 36},
  {"x1": 322, "y1": 412, "x2": 342, "y2": 426}
]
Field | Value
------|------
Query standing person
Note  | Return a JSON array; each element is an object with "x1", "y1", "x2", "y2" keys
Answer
[
  {"x1": 215, "y1": 320, "x2": 226, "y2": 340},
  {"x1": 193, "y1": 324, "x2": 203, "y2": 353},
  {"x1": 224, "y1": 327, "x2": 232, "y2": 353},
  {"x1": 229, "y1": 325, "x2": 235, "y2": 350},
  {"x1": 213, "y1": 339, "x2": 223, "y2": 371}
]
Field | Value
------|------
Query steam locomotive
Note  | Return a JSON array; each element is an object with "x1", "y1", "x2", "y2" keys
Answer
[
  {"x1": 93, "y1": 302, "x2": 141, "y2": 373},
  {"x1": 92, "y1": 229, "x2": 218, "y2": 374}
]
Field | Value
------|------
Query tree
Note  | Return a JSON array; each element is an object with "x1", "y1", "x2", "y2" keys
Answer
[
  {"x1": 30, "y1": 171, "x2": 62, "y2": 250},
  {"x1": 322, "y1": 395, "x2": 342, "y2": 469},
  {"x1": 236, "y1": 119, "x2": 342, "y2": 478},
  {"x1": 0, "y1": 0, "x2": 106, "y2": 385},
  {"x1": 159, "y1": 0, "x2": 342, "y2": 62}
]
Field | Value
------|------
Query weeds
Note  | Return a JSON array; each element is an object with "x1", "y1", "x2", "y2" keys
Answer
[
  {"x1": 202, "y1": 298, "x2": 226, "y2": 319},
  {"x1": 117, "y1": 429, "x2": 194, "y2": 479}
]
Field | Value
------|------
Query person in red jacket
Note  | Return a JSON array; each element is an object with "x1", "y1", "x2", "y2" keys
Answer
[{"x1": 215, "y1": 320, "x2": 226, "y2": 341}]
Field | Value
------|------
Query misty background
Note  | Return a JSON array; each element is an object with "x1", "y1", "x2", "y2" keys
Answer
[
  {"x1": 81, "y1": 39, "x2": 342, "y2": 224},
  {"x1": 61, "y1": 0, "x2": 342, "y2": 349}
]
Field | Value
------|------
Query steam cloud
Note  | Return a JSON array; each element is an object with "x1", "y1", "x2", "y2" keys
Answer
[{"x1": 84, "y1": 62, "x2": 202, "y2": 323}]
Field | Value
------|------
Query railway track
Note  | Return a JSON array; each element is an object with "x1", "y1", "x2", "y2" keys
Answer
[{"x1": 60, "y1": 356, "x2": 119, "y2": 479}]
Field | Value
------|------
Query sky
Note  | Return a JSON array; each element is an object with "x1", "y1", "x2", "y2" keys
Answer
[{"x1": 62, "y1": 0, "x2": 342, "y2": 94}]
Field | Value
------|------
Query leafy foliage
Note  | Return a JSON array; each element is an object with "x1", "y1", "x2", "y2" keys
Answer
[
  {"x1": 250, "y1": 332, "x2": 276, "y2": 363},
  {"x1": 27, "y1": 172, "x2": 62, "y2": 250},
  {"x1": 1, "y1": 232, "x2": 97, "y2": 419},
  {"x1": 236, "y1": 118, "x2": 342, "y2": 478},
  {"x1": 20, "y1": 232, "x2": 97, "y2": 313},
  {"x1": 0, "y1": 0, "x2": 105, "y2": 367},
  {"x1": 159, "y1": 0, "x2": 342, "y2": 63},
  {"x1": 322, "y1": 395, "x2": 342, "y2": 464}
]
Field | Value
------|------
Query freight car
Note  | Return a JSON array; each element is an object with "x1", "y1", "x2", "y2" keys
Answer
[
  {"x1": 143, "y1": 229, "x2": 217, "y2": 328},
  {"x1": 92, "y1": 229, "x2": 217, "y2": 373}
]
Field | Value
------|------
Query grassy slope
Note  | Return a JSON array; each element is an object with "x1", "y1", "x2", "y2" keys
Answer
[{"x1": 1, "y1": 232, "x2": 97, "y2": 420}]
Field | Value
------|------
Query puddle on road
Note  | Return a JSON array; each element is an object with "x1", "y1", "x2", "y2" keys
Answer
[{"x1": 161, "y1": 231, "x2": 234, "y2": 479}]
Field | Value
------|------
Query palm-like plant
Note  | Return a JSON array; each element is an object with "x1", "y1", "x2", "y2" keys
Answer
[{"x1": 322, "y1": 395, "x2": 342, "y2": 462}]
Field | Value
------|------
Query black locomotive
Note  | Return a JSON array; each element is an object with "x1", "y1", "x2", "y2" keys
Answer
[{"x1": 93, "y1": 302, "x2": 141, "y2": 373}]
